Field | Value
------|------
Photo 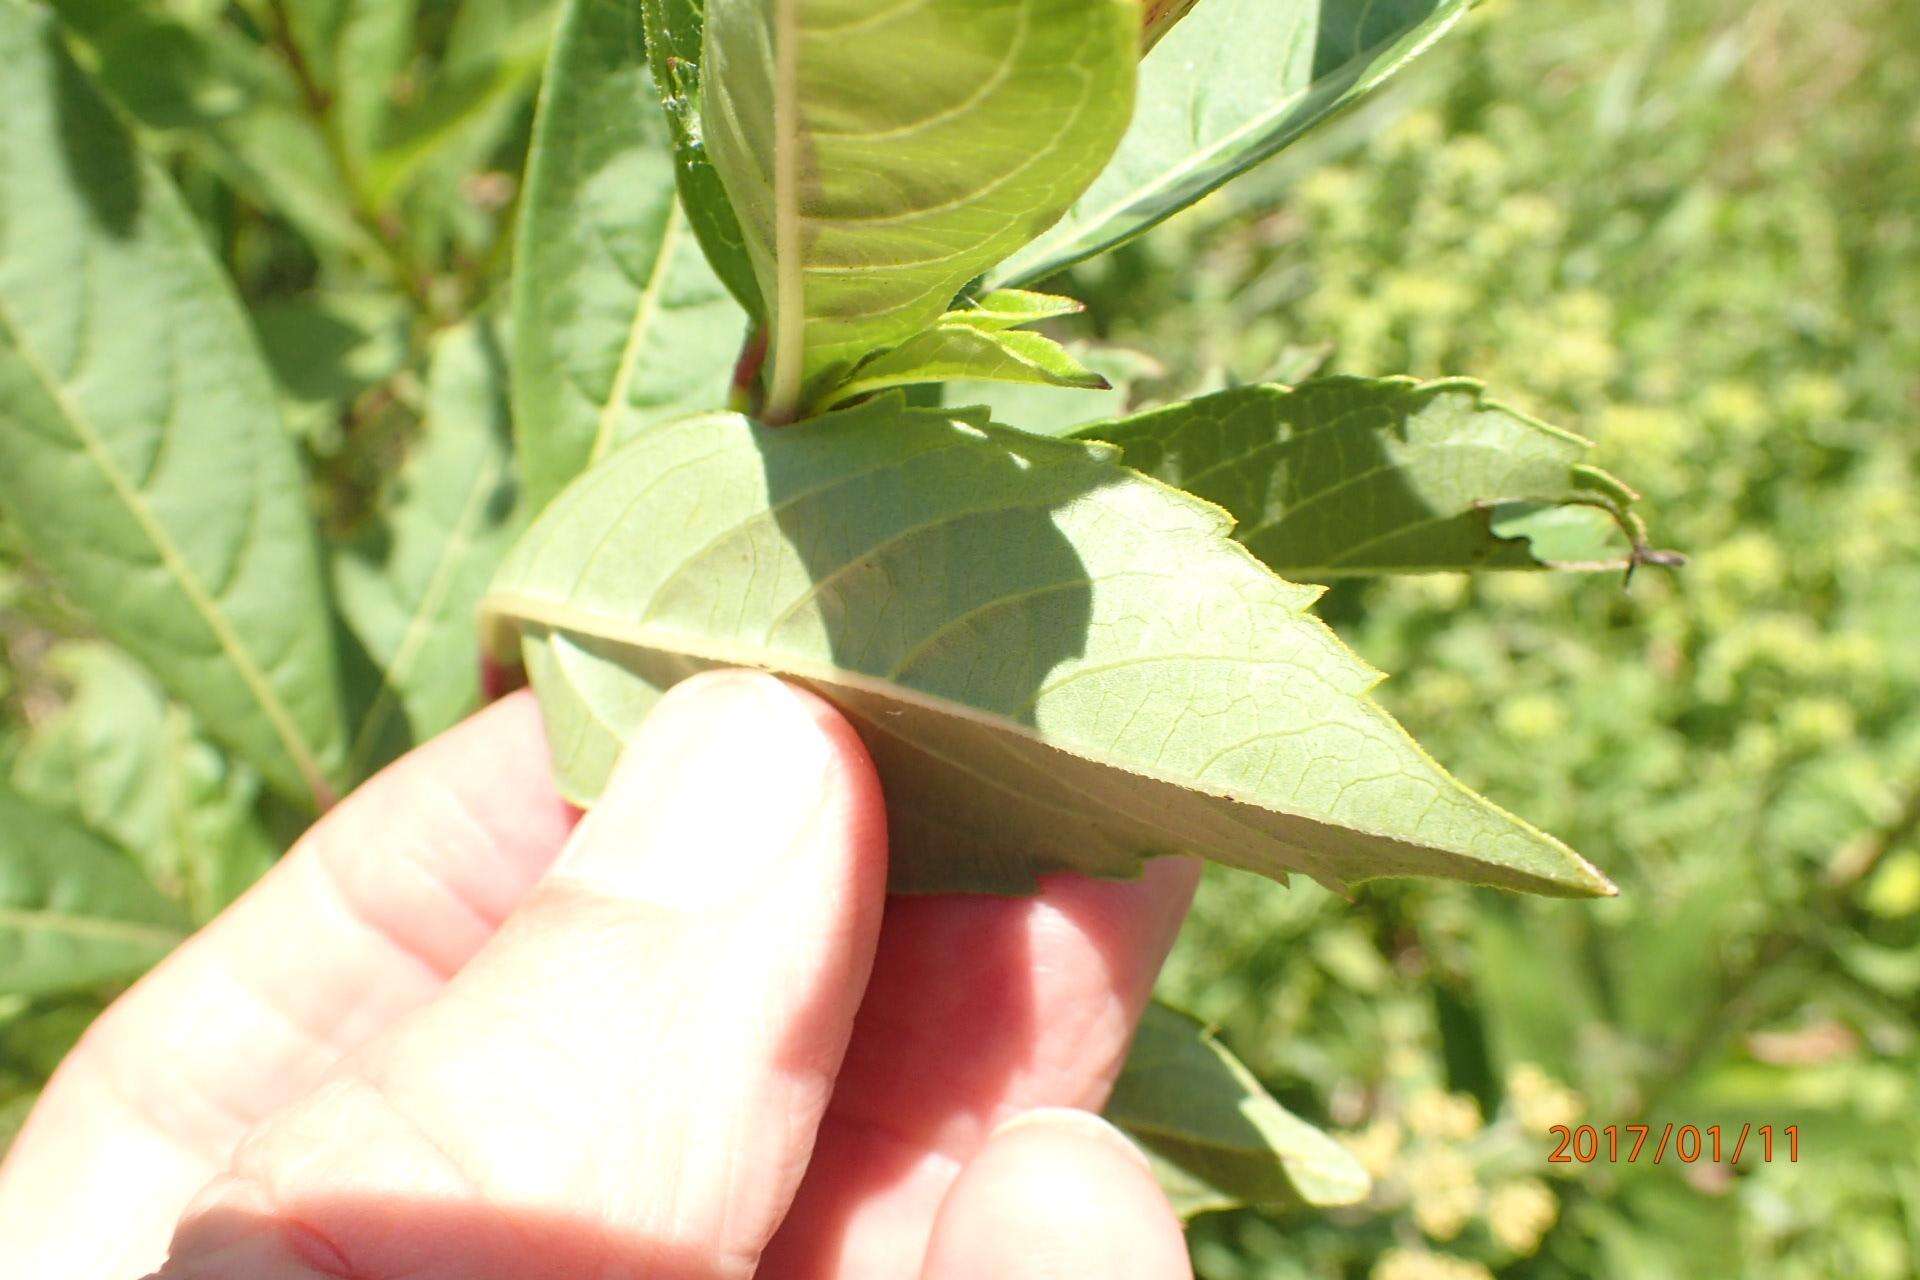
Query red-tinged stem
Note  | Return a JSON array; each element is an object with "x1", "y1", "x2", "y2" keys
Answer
[
  {"x1": 732, "y1": 328, "x2": 770, "y2": 417},
  {"x1": 481, "y1": 655, "x2": 528, "y2": 703},
  {"x1": 1141, "y1": 0, "x2": 1202, "y2": 51}
]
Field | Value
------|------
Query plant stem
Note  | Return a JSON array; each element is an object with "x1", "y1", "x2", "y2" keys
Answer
[
  {"x1": 1828, "y1": 774, "x2": 1920, "y2": 888},
  {"x1": 731, "y1": 329, "x2": 769, "y2": 416},
  {"x1": 262, "y1": 0, "x2": 441, "y2": 322}
]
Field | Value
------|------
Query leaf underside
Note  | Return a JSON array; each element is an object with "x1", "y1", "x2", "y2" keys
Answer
[
  {"x1": 0, "y1": 4, "x2": 346, "y2": 808},
  {"x1": 483, "y1": 398, "x2": 1612, "y2": 899},
  {"x1": 948, "y1": 288, "x2": 1086, "y2": 331},
  {"x1": 945, "y1": 343, "x2": 1160, "y2": 438},
  {"x1": 699, "y1": 0, "x2": 1139, "y2": 418},
  {"x1": 1078, "y1": 376, "x2": 1634, "y2": 577},
  {"x1": 826, "y1": 324, "x2": 1107, "y2": 409},
  {"x1": 991, "y1": 0, "x2": 1473, "y2": 287},
  {"x1": 1108, "y1": 1001, "x2": 1370, "y2": 1217},
  {"x1": 513, "y1": 0, "x2": 745, "y2": 510}
]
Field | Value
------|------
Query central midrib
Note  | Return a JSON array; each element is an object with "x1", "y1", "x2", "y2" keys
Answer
[
  {"x1": 0, "y1": 904, "x2": 185, "y2": 948},
  {"x1": 345, "y1": 447, "x2": 508, "y2": 776},
  {"x1": 764, "y1": 0, "x2": 807, "y2": 419},
  {"x1": 0, "y1": 290, "x2": 333, "y2": 809},
  {"x1": 589, "y1": 205, "x2": 688, "y2": 466},
  {"x1": 478, "y1": 590, "x2": 1551, "y2": 875}
]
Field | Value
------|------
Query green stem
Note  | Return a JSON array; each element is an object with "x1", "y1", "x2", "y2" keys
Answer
[
  {"x1": 1828, "y1": 774, "x2": 1920, "y2": 888},
  {"x1": 262, "y1": 0, "x2": 441, "y2": 322}
]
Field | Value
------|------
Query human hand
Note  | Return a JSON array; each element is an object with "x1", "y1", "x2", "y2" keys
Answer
[{"x1": 0, "y1": 672, "x2": 1199, "y2": 1278}]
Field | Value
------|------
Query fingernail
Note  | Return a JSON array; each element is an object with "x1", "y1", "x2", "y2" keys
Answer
[
  {"x1": 550, "y1": 672, "x2": 836, "y2": 911},
  {"x1": 991, "y1": 1106, "x2": 1154, "y2": 1174}
]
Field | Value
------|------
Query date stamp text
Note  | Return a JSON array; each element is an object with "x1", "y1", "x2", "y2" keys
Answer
[{"x1": 1548, "y1": 1123, "x2": 1799, "y2": 1165}]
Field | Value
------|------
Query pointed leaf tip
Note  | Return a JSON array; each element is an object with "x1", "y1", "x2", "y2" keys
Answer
[
  {"x1": 1078, "y1": 376, "x2": 1663, "y2": 578},
  {"x1": 485, "y1": 400, "x2": 1608, "y2": 900}
]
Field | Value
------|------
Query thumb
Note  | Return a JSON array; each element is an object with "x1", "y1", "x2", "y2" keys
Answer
[
  {"x1": 920, "y1": 1110, "x2": 1191, "y2": 1279},
  {"x1": 160, "y1": 671, "x2": 888, "y2": 1280}
]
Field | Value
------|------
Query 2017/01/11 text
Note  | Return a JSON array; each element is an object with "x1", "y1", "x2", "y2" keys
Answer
[{"x1": 1549, "y1": 1124, "x2": 1799, "y2": 1165}]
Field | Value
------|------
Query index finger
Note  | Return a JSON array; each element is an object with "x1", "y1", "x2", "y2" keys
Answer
[{"x1": 764, "y1": 855, "x2": 1201, "y2": 1274}]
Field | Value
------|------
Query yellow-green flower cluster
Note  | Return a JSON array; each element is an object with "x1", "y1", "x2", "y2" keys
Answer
[
  {"x1": 1508, "y1": 1063, "x2": 1584, "y2": 1134},
  {"x1": 1487, "y1": 1178, "x2": 1558, "y2": 1254},
  {"x1": 1122, "y1": 1, "x2": 1920, "y2": 1276},
  {"x1": 1373, "y1": 1246, "x2": 1496, "y2": 1280},
  {"x1": 1332, "y1": 1069, "x2": 1574, "y2": 1265},
  {"x1": 1408, "y1": 1146, "x2": 1482, "y2": 1241}
]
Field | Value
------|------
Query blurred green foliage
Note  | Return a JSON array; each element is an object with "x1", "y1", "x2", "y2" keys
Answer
[
  {"x1": 1, "y1": 0, "x2": 1914, "y2": 1274},
  {"x1": 1079, "y1": 0, "x2": 1918, "y2": 1274}
]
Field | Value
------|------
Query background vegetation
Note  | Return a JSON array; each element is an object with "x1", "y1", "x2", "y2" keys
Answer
[
  {"x1": 1124, "y1": 1, "x2": 1920, "y2": 1275},
  {"x1": 2, "y1": 0, "x2": 1914, "y2": 1275}
]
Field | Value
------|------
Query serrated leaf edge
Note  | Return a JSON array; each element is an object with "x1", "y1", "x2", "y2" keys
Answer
[
  {"x1": 1076, "y1": 373, "x2": 1659, "y2": 576},
  {"x1": 482, "y1": 404, "x2": 1615, "y2": 898}
]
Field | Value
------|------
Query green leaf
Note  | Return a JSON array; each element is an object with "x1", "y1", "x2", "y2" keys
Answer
[
  {"x1": 443, "y1": 0, "x2": 565, "y2": 67},
  {"x1": 362, "y1": 0, "x2": 555, "y2": 209},
  {"x1": 1107, "y1": 1001, "x2": 1370, "y2": 1217},
  {"x1": 946, "y1": 343, "x2": 1160, "y2": 438},
  {"x1": 275, "y1": 0, "x2": 350, "y2": 90},
  {"x1": 334, "y1": 320, "x2": 522, "y2": 778},
  {"x1": 0, "y1": 783, "x2": 187, "y2": 998},
  {"x1": 12, "y1": 643, "x2": 275, "y2": 922},
  {"x1": 0, "y1": 1088, "x2": 37, "y2": 1159},
  {"x1": 0, "y1": 4, "x2": 348, "y2": 808},
  {"x1": 513, "y1": 0, "x2": 745, "y2": 510},
  {"x1": 252, "y1": 290, "x2": 412, "y2": 447},
  {"x1": 330, "y1": 0, "x2": 421, "y2": 168},
  {"x1": 275, "y1": 0, "x2": 417, "y2": 161},
  {"x1": 253, "y1": 293, "x2": 413, "y2": 404},
  {"x1": 1076, "y1": 376, "x2": 1638, "y2": 577},
  {"x1": 1, "y1": 993, "x2": 110, "y2": 1147},
  {"x1": 0, "y1": 996, "x2": 103, "y2": 1080},
  {"x1": 48, "y1": 0, "x2": 283, "y2": 128},
  {"x1": 822, "y1": 325, "x2": 1108, "y2": 410},
  {"x1": 990, "y1": 0, "x2": 1474, "y2": 287},
  {"x1": 945, "y1": 289, "x2": 1086, "y2": 332},
  {"x1": 641, "y1": 0, "x2": 765, "y2": 318},
  {"x1": 699, "y1": 0, "x2": 1140, "y2": 420},
  {"x1": 482, "y1": 397, "x2": 1613, "y2": 898},
  {"x1": 46, "y1": 0, "x2": 372, "y2": 255}
]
